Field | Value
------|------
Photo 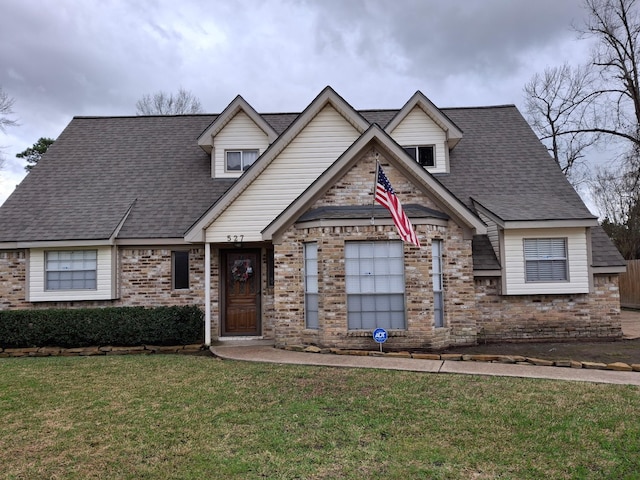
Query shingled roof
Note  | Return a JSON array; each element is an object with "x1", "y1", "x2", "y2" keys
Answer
[{"x1": 0, "y1": 102, "x2": 623, "y2": 268}]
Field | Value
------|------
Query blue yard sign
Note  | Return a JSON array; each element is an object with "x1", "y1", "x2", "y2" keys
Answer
[
  {"x1": 373, "y1": 328, "x2": 388, "y2": 352},
  {"x1": 373, "y1": 328, "x2": 388, "y2": 343}
]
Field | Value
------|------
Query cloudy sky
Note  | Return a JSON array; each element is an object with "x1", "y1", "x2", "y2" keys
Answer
[{"x1": 0, "y1": 0, "x2": 594, "y2": 205}]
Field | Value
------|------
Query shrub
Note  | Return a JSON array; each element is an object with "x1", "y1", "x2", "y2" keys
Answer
[{"x1": 0, "y1": 306, "x2": 204, "y2": 348}]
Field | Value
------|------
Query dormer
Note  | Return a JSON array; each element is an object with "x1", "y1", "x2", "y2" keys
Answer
[
  {"x1": 385, "y1": 91, "x2": 463, "y2": 174},
  {"x1": 198, "y1": 95, "x2": 278, "y2": 178}
]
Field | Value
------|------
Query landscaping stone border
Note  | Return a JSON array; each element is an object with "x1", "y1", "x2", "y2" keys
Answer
[
  {"x1": 0, "y1": 344, "x2": 205, "y2": 358},
  {"x1": 282, "y1": 345, "x2": 640, "y2": 372}
]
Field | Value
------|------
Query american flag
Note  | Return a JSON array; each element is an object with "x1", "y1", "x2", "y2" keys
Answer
[{"x1": 375, "y1": 165, "x2": 421, "y2": 247}]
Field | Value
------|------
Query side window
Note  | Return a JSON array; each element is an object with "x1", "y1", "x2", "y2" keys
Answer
[
  {"x1": 432, "y1": 239, "x2": 444, "y2": 328},
  {"x1": 304, "y1": 243, "x2": 318, "y2": 329},
  {"x1": 173, "y1": 251, "x2": 190, "y2": 290}
]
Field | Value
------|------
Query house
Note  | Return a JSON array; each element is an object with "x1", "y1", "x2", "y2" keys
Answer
[{"x1": 0, "y1": 87, "x2": 626, "y2": 350}]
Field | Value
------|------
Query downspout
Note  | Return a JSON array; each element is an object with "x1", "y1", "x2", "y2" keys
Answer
[{"x1": 205, "y1": 242, "x2": 211, "y2": 346}]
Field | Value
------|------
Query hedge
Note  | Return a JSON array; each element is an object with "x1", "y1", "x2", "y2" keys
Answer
[{"x1": 0, "y1": 306, "x2": 204, "y2": 348}]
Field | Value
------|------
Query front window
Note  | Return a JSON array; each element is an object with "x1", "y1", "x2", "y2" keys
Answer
[
  {"x1": 524, "y1": 238, "x2": 568, "y2": 282},
  {"x1": 304, "y1": 243, "x2": 319, "y2": 329},
  {"x1": 226, "y1": 149, "x2": 258, "y2": 172},
  {"x1": 345, "y1": 241, "x2": 405, "y2": 330},
  {"x1": 45, "y1": 250, "x2": 97, "y2": 290},
  {"x1": 403, "y1": 145, "x2": 435, "y2": 168}
]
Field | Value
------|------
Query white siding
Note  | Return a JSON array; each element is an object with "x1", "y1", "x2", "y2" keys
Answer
[
  {"x1": 478, "y1": 211, "x2": 500, "y2": 259},
  {"x1": 213, "y1": 111, "x2": 270, "y2": 178},
  {"x1": 207, "y1": 105, "x2": 360, "y2": 242},
  {"x1": 28, "y1": 246, "x2": 115, "y2": 302},
  {"x1": 503, "y1": 228, "x2": 589, "y2": 295},
  {"x1": 389, "y1": 106, "x2": 449, "y2": 174}
]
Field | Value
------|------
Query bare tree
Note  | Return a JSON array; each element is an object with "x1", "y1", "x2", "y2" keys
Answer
[
  {"x1": 0, "y1": 86, "x2": 18, "y2": 133},
  {"x1": 524, "y1": 63, "x2": 600, "y2": 182},
  {"x1": 578, "y1": 0, "x2": 640, "y2": 147},
  {"x1": 523, "y1": 0, "x2": 640, "y2": 256},
  {"x1": 135, "y1": 87, "x2": 203, "y2": 115}
]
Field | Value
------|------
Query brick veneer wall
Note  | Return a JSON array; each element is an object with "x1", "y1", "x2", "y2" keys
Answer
[
  {"x1": 474, "y1": 274, "x2": 623, "y2": 341},
  {"x1": 0, "y1": 250, "x2": 29, "y2": 309},
  {"x1": 273, "y1": 150, "x2": 477, "y2": 350}
]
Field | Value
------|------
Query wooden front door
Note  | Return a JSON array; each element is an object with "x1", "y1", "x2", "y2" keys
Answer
[{"x1": 222, "y1": 250, "x2": 261, "y2": 336}]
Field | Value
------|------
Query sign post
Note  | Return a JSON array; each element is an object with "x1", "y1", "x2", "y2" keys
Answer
[{"x1": 372, "y1": 328, "x2": 388, "y2": 353}]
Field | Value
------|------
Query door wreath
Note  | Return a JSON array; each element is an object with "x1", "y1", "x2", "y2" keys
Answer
[{"x1": 231, "y1": 258, "x2": 253, "y2": 282}]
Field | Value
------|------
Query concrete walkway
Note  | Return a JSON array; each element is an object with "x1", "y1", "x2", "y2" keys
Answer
[
  {"x1": 211, "y1": 310, "x2": 640, "y2": 386},
  {"x1": 210, "y1": 340, "x2": 640, "y2": 386}
]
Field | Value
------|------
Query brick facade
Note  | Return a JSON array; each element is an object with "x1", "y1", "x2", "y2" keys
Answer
[
  {"x1": 475, "y1": 275, "x2": 622, "y2": 342},
  {"x1": 0, "y1": 149, "x2": 624, "y2": 348}
]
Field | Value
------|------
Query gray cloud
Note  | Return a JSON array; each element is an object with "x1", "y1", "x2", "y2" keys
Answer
[{"x1": 0, "y1": 0, "x2": 590, "y2": 203}]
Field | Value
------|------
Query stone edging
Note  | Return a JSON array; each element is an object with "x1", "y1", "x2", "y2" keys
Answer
[
  {"x1": 0, "y1": 344, "x2": 205, "y2": 358},
  {"x1": 282, "y1": 345, "x2": 640, "y2": 372}
]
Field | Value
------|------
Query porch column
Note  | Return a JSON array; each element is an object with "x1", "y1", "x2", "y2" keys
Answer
[{"x1": 204, "y1": 242, "x2": 211, "y2": 346}]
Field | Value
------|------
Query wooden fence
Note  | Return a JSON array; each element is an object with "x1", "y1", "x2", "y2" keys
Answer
[{"x1": 620, "y1": 260, "x2": 640, "y2": 309}]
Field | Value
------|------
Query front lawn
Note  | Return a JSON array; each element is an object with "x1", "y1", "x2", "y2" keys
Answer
[{"x1": 1, "y1": 355, "x2": 638, "y2": 479}]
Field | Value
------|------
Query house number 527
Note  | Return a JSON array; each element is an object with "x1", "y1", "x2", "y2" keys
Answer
[{"x1": 227, "y1": 235, "x2": 244, "y2": 243}]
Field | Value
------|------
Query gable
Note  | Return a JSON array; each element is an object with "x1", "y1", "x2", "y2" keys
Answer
[
  {"x1": 212, "y1": 111, "x2": 270, "y2": 178},
  {"x1": 204, "y1": 104, "x2": 361, "y2": 243},
  {"x1": 263, "y1": 124, "x2": 487, "y2": 242},
  {"x1": 389, "y1": 106, "x2": 449, "y2": 174}
]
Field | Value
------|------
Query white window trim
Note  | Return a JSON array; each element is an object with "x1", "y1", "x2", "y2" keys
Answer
[
  {"x1": 523, "y1": 237, "x2": 569, "y2": 283},
  {"x1": 403, "y1": 145, "x2": 436, "y2": 168},
  {"x1": 45, "y1": 249, "x2": 97, "y2": 291},
  {"x1": 225, "y1": 149, "x2": 259, "y2": 173}
]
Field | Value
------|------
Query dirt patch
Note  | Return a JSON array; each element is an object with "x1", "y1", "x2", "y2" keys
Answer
[{"x1": 441, "y1": 339, "x2": 640, "y2": 365}]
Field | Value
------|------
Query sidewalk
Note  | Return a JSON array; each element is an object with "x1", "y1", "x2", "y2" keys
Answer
[{"x1": 210, "y1": 341, "x2": 640, "y2": 386}]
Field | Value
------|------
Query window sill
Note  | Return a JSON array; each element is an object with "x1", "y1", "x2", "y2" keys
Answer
[{"x1": 347, "y1": 329, "x2": 407, "y2": 337}]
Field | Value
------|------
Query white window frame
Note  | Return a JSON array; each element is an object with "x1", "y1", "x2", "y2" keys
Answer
[
  {"x1": 304, "y1": 242, "x2": 319, "y2": 329},
  {"x1": 524, "y1": 238, "x2": 568, "y2": 283},
  {"x1": 45, "y1": 250, "x2": 97, "y2": 291},
  {"x1": 432, "y1": 239, "x2": 444, "y2": 328},
  {"x1": 225, "y1": 149, "x2": 259, "y2": 172},
  {"x1": 345, "y1": 241, "x2": 406, "y2": 330},
  {"x1": 403, "y1": 145, "x2": 435, "y2": 168}
]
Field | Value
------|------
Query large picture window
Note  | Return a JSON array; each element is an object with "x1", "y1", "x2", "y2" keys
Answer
[
  {"x1": 524, "y1": 238, "x2": 568, "y2": 282},
  {"x1": 304, "y1": 243, "x2": 319, "y2": 329},
  {"x1": 345, "y1": 241, "x2": 405, "y2": 330},
  {"x1": 45, "y1": 250, "x2": 97, "y2": 290},
  {"x1": 226, "y1": 149, "x2": 258, "y2": 172}
]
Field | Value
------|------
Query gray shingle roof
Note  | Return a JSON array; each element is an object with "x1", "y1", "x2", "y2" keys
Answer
[
  {"x1": 0, "y1": 103, "x2": 622, "y2": 268},
  {"x1": 0, "y1": 115, "x2": 235, "y2": 241},
  {"x1": 438, "y1": 106, "x2": 596, "y2": 222}
]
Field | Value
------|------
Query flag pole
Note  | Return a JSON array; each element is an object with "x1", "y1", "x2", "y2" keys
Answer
[{"x1": 371, "y1": 153, "x2": 379, "y2": 225}]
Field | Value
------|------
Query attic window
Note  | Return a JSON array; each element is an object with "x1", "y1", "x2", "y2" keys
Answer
[
  {"x1": 226, "y1": 149, "x2": 258, "y2": 172},
  {"x1": 403, "y1": 146, "x2": 435, "y2": 168}
]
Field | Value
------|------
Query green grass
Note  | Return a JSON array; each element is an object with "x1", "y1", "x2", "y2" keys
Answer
[{"x1": 1, "y1": 355, "x2": 639, "y2": 479}]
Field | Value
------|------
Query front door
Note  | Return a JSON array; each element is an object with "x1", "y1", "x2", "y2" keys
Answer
[{"x1": 222, "y1": 250, "x2": 261, "y2": 336}]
